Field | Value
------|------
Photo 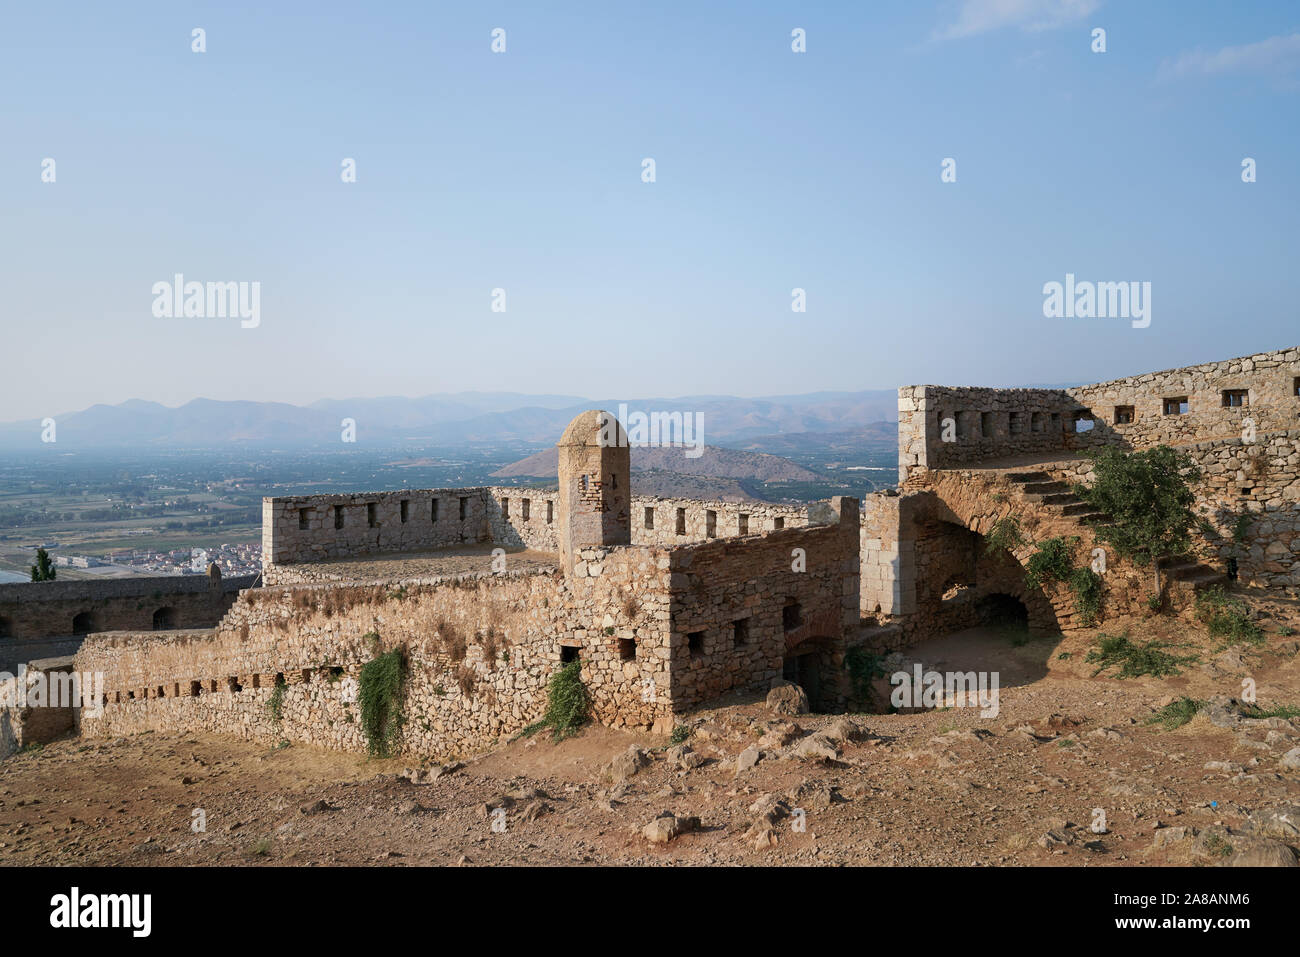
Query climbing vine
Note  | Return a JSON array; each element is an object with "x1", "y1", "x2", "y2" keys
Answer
[{"x1": 358, "y1": 647, "x2": 407, "y2": 757}]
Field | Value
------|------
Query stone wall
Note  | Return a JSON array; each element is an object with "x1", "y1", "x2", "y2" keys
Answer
[
  {"x1": 664, "y1": 497, "x2": 860, "y2": 713},
  {"x1": 0, "y1": 574, "x2": 254, "y2": 671},
  {"x1": 76, "y1": 501, "x2": 862, "y2": 758},
  {"x1": 0, "y1": 657, "x2": 79, "y2": 761},
  {"x1": 1033, "y1": 431, "x2": 1300, "y2": 590},
  {"x1": 899, "y1": 346, "x2": 1300, "y2": 478},
  {"x1": 263, "y1": 484, "x2": 811, "y2": 570},
  {"x1": 861, "y1": 493, "x2": 906, "y2": 617},
  {"x1": 78, "y1": 558, "x2": 674, "y2": 759}
]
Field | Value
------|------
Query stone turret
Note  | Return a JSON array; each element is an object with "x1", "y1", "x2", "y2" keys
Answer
[{"x1": 556, "y1": 410, "x2": 631, "y2": 575}]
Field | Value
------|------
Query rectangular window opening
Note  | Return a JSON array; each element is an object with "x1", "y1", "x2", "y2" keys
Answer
[
  {"x1": 334, "y1": 505, "x2": 345, "y2": 529},
  {"x1": 705, "y1": 510, "x2": 717, "y2": 538},
  {"x1": 675, "y1": 507, "x2": 686, "y2": 535},
  {"x1": 644, "y1": 506, "x2": 655, "y2": 530},
  {"x1": 367, "y1": 502, "x2": 377, "y2": 527},
  {"x1": 1222, "y1": 389, "x2": 1248, "y2": 408},
  {"x1": 1163, "y1": 396, "x2": 1189, "y2": 416},
  {"x1": 618, "y1": 637, "x2": 636, "y2": 661},
  {"x1": 400, "y1": 499, "x2": 409, "y2": 523},
  {"x1": 733, "y1": 619, "x2": 749, "y2": 647},
  {"x1": 687, "y1": 631, "x2": 705, "y2": 656},
  {"x1": 431, "y1": 498, "x2": 439, "y2": 523},
  {"x1": 738, "y1": 513, "x2": 749, "y2": 536},
  {"x1": 1114, "y1": 405, "x2": 1134, "y2": 425},
  {"x1": 298, "y1": 507, "x2": 311, "y2": 530}
]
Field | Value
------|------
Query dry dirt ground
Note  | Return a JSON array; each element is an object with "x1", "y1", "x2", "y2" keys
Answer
[{"x1": 2, "y1": 601, "x2": 1298, "y2": 867}]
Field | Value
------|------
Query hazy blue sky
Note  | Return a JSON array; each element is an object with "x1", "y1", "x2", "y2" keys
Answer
[{"x1": 3, "y1": 1, "x2": 1298, "y2": 421}]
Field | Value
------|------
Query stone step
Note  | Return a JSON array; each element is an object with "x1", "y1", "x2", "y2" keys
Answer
[
  {"x1": 1058, "y1": 502, "x2": 1098, "y2": 517},
  {"x1": 1029, "y1": 492, "x2": 1080, "y2": 506},
  {"x1": 1005, "y1": 471, "x2": 1052, "y2": 483},
  {"x1": 1021, "y1": 481, "x2": 1069, "y2": 494},
  {"x1": 1073, "y1": 511, "x2": 1111, "y2": 524}
]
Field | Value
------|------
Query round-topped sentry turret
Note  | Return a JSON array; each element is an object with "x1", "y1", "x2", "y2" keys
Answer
[{"x1": 556, "y1": 410, "x2": 631, "y2": 575}]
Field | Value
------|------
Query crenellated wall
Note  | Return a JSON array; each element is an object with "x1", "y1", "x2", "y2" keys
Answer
[
  {"x1": 77, "y1": 499, "x2": 862, "y2": 758},
  {"x1": 899, "y1": 346, "x2": 1300, "y2": 479},
  {"x1": 0, "y1": 574, "x2": 254, "y2": 671}
]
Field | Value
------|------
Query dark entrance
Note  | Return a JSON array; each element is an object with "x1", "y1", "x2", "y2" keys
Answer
[{"x1": 782, "y1": 650, "x2": 822, "y2": 711}]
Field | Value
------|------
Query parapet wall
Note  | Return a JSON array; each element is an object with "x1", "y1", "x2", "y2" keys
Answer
[
  {"x1": 899, "y1": 346, "x2": 1300, "y2": 478},
  {"x1": 0, "y1": 574, "x2": 254, "y2": 670},
  {"x1": 77, "y1": 501, "x2": 863, "y2": 758},
  {"x1": 264, "y1": 485, "x2": 816, "y2": 570}
]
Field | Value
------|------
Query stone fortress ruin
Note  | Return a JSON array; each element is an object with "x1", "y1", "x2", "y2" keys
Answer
[{"x1": 3, "y1": 346, "x2": 1297, "y2": 761}]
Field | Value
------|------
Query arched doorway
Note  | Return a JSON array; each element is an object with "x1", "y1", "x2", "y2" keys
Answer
[
  {"x1": 152, "y1": 607, "x2": 177, "y2": 630},
  {"x1": 72, "y1": 611, "x2": 95, "y2": 635}
]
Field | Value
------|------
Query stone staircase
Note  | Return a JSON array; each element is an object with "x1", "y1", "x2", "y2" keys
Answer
[{"x1": 1004, "y1": 470, "x2": 1227, "y2": 594}]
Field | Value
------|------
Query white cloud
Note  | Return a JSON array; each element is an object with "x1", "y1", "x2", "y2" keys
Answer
[
  {"x1": 933, "y1": 0, "x2": 1101, "y2": 41},
  {"x1": 1160, "y1": 32, "x2": 1300, "y2": 79}
]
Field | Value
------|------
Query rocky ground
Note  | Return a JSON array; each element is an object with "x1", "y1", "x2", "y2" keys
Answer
[{"x1": 2, "y1": 598, "x2": 1298, "y2": 867}]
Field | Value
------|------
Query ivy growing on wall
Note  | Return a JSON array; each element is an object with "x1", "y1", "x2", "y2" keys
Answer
[{"x1": 358, "y1": 645, "x2": 407, "y2": 757}]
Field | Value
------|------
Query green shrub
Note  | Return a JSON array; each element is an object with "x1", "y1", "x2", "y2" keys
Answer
[
  {"x1": 358, "y1": 648, "x2": 407, "y2": 757},
  {"x1": 267, "y1": 673, "x2": 287, "y2": 722},
  {"x1": 1085, "y1": 631, "x2": 1197, "y2": 678},
  {"x1": 1240, "y1": 702, "x2": 1300, "y2": 720},
  {"x1": 1074, "y1": 446, "x2": 1201, "y2": 592},
  {"x1": 540, "y1": 660, "x2": 590, "y2": 741},
  {"x1": 845, "y1": 647, "x2": 888, "y2": 704},
  {"x1": 669, "y1": 725, "x2": 691, "y2": 745},
  {"x1": 1069, "y1": 567, "x2": 1103, "y2": 626},
  {"x1": 1025, "y1": 537, "x2": 1077, "y2": 590},
  {"x1": 1146, "y1": 696, "x2": 1201, "y2": 730},
  {"x1": 1196, "y1": 586, "x2": 1263, "y2": 645},
  {"x1": 985, "y1": 516, "x2": 1024, "y2": 555}
]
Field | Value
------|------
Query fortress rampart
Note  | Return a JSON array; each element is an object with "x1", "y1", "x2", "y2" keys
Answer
[
  {"x1": 76, "y1": 498, "x2": 860, "y2": 758},
  {"x1": 0, "y1": 573, "x2": 254, "y2": 671}
]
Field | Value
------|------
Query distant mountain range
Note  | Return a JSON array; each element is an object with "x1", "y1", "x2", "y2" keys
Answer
[
  {"x1": 492, "y1": 444, "x2": 826, "y2": 482},
  {"x1": 0, "y1": 391, "x2": 900, "y2": 450}
]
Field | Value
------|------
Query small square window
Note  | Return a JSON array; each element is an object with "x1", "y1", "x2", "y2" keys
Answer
[
  {"x1": 687, "y1": 631, "x2": 705, "y2": 655},
  {"x1": 1222, "y1": 389, "x2": 1248, "y2": 408},
  {"x1": 1114, "y1": 405, "x2": 1134, "y2": 425},
  {"x1": 774, "y1": 517, "x2": 784, "y2": 530},
  {"x1": 782, "y1": 602, "x2": 802, "y2": 631},
  {"x1": 1163, "y1": 397, "x2": 1189, "y2": 416},
  {"x1": 733, "y1": 619, "x2": 749, "y2": 647},
  {"x1": 1073, "y1": 412, "x2": 1094, "y2": 433},
  {"x1": 560, "y1": 645, "x2": 580, "y2": 664},
  {"x1": 618, "y1": 637, "x2": 636, "y2": 661}
]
